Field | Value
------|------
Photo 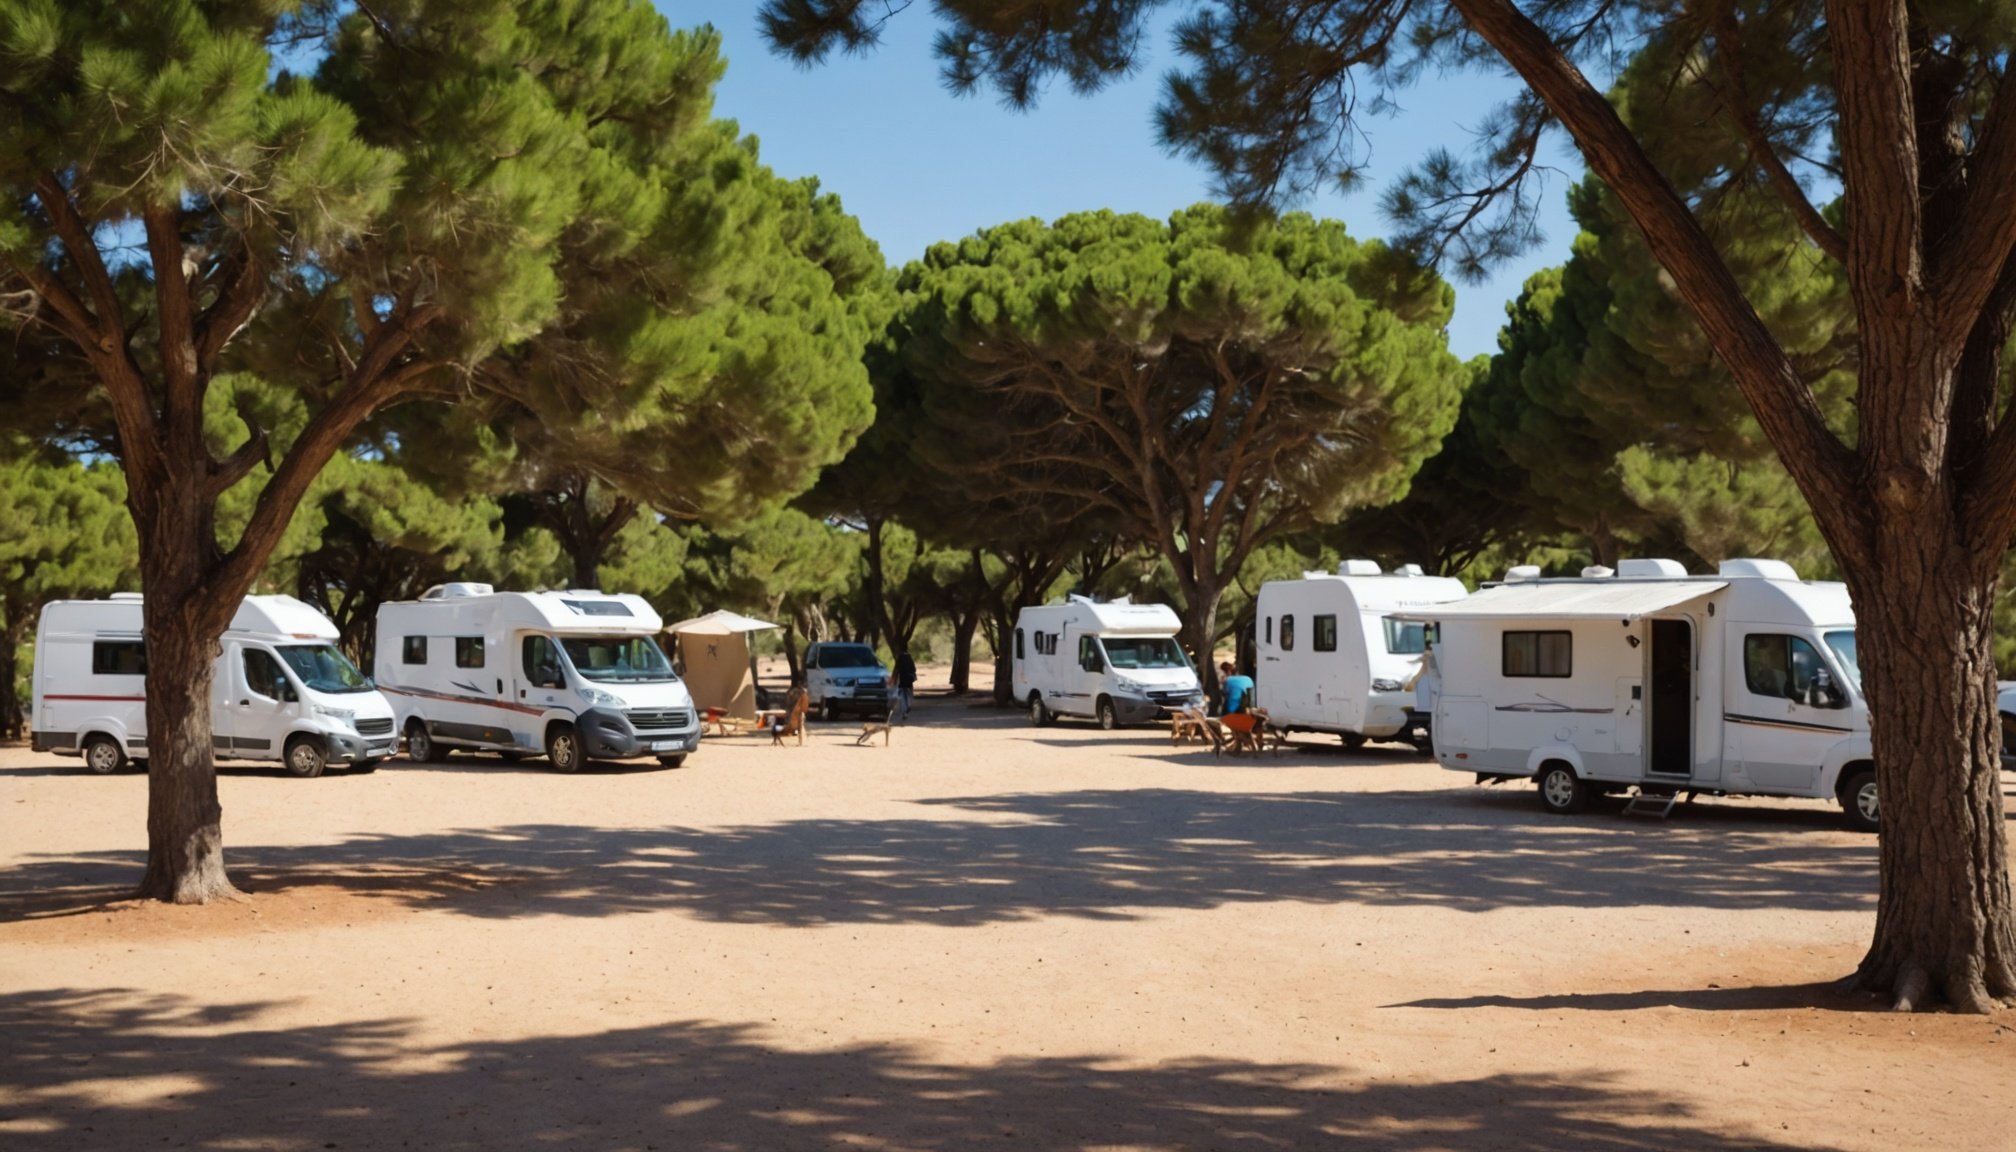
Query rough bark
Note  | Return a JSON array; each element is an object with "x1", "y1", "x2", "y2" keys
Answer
[
  {"x1": 0, "y1": 611, "x2": 24, "y2": 743},
  {"x1": 949, "y1": 608, "x2": 978, "y2": 695}
]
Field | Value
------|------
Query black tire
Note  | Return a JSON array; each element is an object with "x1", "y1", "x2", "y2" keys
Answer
[
  {"x1": 1536, "y1": 761, "x2": 1589, "y2": 815},
  {"x1": 405, "y1": 719, "x2": 434, "y2": 764},
  {"x1": 1838, "y1": 765, "x2": 1879, "y2": 833},
  {"x1": 1411, "y1": 728, "x2": 1435, "y2": 756},
  {"x1": 545, "y1": 722, "x2": 583, "y2": 774},
  {"x1": 1096, "y1": 696, "x2": 1120, "y2": 731},
  {"x1": 1028, "y1": 693, "x2": 1051, "y2": 727},
  {"x1": 284, "y1": 736, "x2": 327, "y2": 779},
  {"x1": 1339, "y1": 732, "x2": 1368, "y2": 750},
  {"x1": 82, "y1": 734, "x2": 126, "y2": 775},
  {"x1": 657, "y1": 754, "x2": 687, "y2": 768},
  {"x1": 823, "y1": 699, "x2": 840, "y2": 723},
  {"x1": 351, "y1": 758, "x2": 382, "y2": 774}
]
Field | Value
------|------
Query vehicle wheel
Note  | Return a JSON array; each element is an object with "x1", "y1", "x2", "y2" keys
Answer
[
  {"x1": 284, "y1": 737, "x2": 327, "y2": 779},
  {"x1": 1339, "y1": 732, "x2": 1368, "y2": 750},
  {"x1": 1838, "y1": 765, "x2": 1879, "y2": 833},
  {"x1": 82, "y1": 734, "x2": 126, "y2": 775},
  {"x1": 405, "y1": 720, "x2": 435, "y2": 763},
  {"x1": 496, "y1": 751, "x2": 524, "y2": 764},
  {"x1": 657, "y1": 754, "x2": 687, "y2": 768},
  {"x1": 546, "y1": 723, "x2": 583, "y2": 774},
  {"x1": 1096, "y1": 696, "x2": 1120, "y2": 731},
  {"x1": 1536, "y1": 762, "x2": 1589, "y2": 815},
  {"x1": 1028, "y1": 693, "x2": 1050, "y2": 727},
  {"x1": 351, "y1": 758, "x2": 382, "y2": 774},
  {"x1": 824, "y1": 699, "x2": 840, "y2": 723}
]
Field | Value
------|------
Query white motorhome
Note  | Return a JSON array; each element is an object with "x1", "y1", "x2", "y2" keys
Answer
[
  {"x1": 32, "y1": 594, "x2": 397, "y2": 777},
  {"x1": 1254, "y1": 560, "x2": 1468, "y2": 749},
  {"x1": 1012, "y1": 596, "x2": 1205, "y2": 729},
  {"x1": 374, "y1": 584, "x2": 701, "y2": 772},
  {"x1": 1406, "y1": 558, "x2": 1877, "y2": 830}
]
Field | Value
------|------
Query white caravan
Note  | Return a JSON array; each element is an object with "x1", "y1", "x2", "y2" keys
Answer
[
  {"x1": 1012, "y1": 596, "x2": 1205, "y2": 729},
  {"x1": 1254, "y1": 560, "x2": 1468, "y2": 749},
  {"x1": 374, "y1": 584, "x2": 701, "y2": 772},
  {"x1": 32, "y1": 594, "x2": 397, "y2": 777},
  {"x1": 1406, "y1": 558, "x2": 1877, "y2": 830}
]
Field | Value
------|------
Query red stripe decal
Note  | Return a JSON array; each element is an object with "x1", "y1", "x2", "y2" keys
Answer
[{"x1": 380, "y1": 685, "x2": 551, "y2": 717}]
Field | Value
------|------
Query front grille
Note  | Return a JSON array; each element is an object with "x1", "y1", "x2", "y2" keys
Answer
[
  {"x1": 355, "y1": 717, "x2": 395, "y2": 737},
  {"x1": 1146, "y1": 690, "x2": 1196, "y2": 705},
  {"x1": 627, "y1": 708, "x2": 692, "y2": 732}
]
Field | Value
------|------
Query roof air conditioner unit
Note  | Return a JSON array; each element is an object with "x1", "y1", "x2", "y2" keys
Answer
[{"x1": 1340, "y1": 559, "x2": 1382, "y2": 576}]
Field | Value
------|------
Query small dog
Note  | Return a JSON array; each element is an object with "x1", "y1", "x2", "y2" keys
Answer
[{"x1": 856, "y1": 711, "x2": 894, "y2": 746}]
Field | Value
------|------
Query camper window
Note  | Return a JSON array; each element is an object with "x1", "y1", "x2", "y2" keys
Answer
[
  {"x1": 523, "y1": 636, "x2": 565, "y2": 689},
  {"x1": 1823, "y1": 630, "x2": 1861, "y2": 692},
  {"x1": 560, "y1": 636, "x2": 675, "y2": 683},
  {"x1": 1079, "y1": 636, "x2": 1105, "y2": 674},
  {"x1": 1383, "y1": 618, "x2": 1429, "y2": 655},
  {"x1": 455, "y1": 637, "x2": 485, "y2": 669},
  {"x1": 243, "y1": 649, "x2": 296, "y2": 702},
  {"x1": 91, "y1": 640, "x2": 147, "y2": 676},
  {"x1": 1745, "y1": 634, "x2": 1846, "y2": 707},
  {"x1": 1264, "y1": 616, "x2": 1273, "y2": 645},
  {"x1": 1503, "y1": 631, "x2": 1571, "y2": 677},
  {"x1": 1280, "y1": 615, "x2": 1296, "y2": 651},
  {"x1": 1015, "y1": 629, "x2": 1025, "y2": 660},
  {"x1": 278, "y1": 645, "x2": 371, "y2": 694},
  {"x1": 1313, "y1": 615, "x2": 1338, "y2": 652},
  {"x1": 402, "y1": 635, "x2": 427, "y2": 665},
  {"x1": 1103, "y1": 637, "x2": 1187, "y2": 669}
]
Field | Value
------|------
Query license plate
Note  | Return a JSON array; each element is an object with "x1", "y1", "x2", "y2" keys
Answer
[{"x1": 650, "y1": 740, "x2": 681, "y2": 752}]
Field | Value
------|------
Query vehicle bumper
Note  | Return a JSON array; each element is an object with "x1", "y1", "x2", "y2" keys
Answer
[
  {"x1": 326, "y1": 730, "x2": 400, "y2": 763},
  {"x1": 820, "y1": 690, "x2": 892, "y2": 714},
  {"x1": 1122, "y1": 692, "x2": 1204, "y2": 723},
  {"x1": 577, "y1": 707, "x2": 702, "y2": 759}
]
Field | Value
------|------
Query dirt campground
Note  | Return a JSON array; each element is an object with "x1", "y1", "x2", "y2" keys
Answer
[{"x1": 3, "y1": 675, "x2": 2014, "y2": 1150}]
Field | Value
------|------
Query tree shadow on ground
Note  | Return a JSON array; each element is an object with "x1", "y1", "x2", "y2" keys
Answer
[
  {"x1": 0, "y1": 987, "x2": 1832, "y2": 1152},
  {"x1": 1388, "y1": 983, "x2": 1869, "y2": 1013},
  {"x1": 0, "y1": 786, "x2": 1877, "y2": 927}
]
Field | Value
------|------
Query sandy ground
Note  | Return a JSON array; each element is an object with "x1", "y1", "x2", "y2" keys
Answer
[{"x1": 2, "y1": 678, "x2": 2013, "y2": 1151}]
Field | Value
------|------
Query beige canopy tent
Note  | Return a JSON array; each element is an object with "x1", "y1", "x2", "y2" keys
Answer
[{"x1": 667, "y1": 610, "x2": 779, "y2": 722}]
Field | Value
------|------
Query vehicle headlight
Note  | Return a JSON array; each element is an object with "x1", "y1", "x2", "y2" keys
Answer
[
  {"x1": 314, "y1": 705, "x2": 355, "y2": 726},
  {"x1": 1372, "y1": 678, "x2": 1405, "y2": 692},
  {"x1": 831, "y1": 677, "x2": 855, "y2": 688},
  {"x1": 1115, "y1": 678, "x2": 1148, "y2": 694},
  {"x1": 579, "y1": 687, "x2": 622, "y2": 708}
]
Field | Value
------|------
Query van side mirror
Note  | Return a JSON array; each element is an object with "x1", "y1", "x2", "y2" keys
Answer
[
  {"x1": 1082, "y1": 653, "x2": 1103, "y2": 674},
  {"x1": 1812, "y1": 670, "x2": 1846, "y2": 709}
]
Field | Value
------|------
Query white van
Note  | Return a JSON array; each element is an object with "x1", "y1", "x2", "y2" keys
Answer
[
  {"x1": 1407, "y1": 558, "x2": 1877, "y2": 829},
  {"x1": 374, "y1": 584, "x2": 701, "y2": 772},
  {"x1": 1254, "y1": 560, "x2": 1468, "y2": 749},
  {"x1": 802, "y1": 641, "x2": 891, "y2": 720},
  {"x1": 1012, "y1": 596, "x2": 1205, "y2": 729},
  {"x1": 32, "y1": 594, "x2": 398, "y2": 777}
]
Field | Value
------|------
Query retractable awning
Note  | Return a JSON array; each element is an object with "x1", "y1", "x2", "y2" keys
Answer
[
  {"x1": 665, "y1": 610, "x2": 780, "y2": 635},
  {"x1": 1394, "y1": 580, "x2": 1726, "y2": 621}
]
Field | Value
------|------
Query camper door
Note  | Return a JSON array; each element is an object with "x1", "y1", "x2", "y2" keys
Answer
[
  {"x1": 222, "y1": 643, "x2": 297, "y2": 758},
  {"x1": 1727, "y1": 629, "x2": 1855, "y2": 792}
]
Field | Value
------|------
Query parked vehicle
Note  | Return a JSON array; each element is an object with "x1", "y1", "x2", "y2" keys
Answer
[
  {"x1": 1407, "y1": 558, "x2": 1878, "y2": 830},
  {"x1": 803, "y1": 641, "x2": 891, "y2": 720},
  {"x1": 374, "y1": 584, "x2": 700, "y2": 771},
  {"x1": 1012, "y1": 596, "x2": 1205, "y2": 729},
  {"x1": 1254, "y1": 560, "x2": 1468, "y2": 749},
  {"x1": 32, "y1": 593, "x2": 397, "y2": 777}
]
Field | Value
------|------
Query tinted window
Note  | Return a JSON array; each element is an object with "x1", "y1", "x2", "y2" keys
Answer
[
  {"x1": 523, "y1": 635, "x2": 564, "y2": 688},
  {"x1": 1079, "y1": 635, "x2": 1104, "y2": 672},
  {"x1": 92, "y1": 640, "x2": 147, "y2": 676},
  {"x1": 1745, "y1": 634, "x2": 1834, "y2": 703},
  {"x1": 243, "y1": 648, "x2": 293, "y2": 700},
  {"x1": 1015, "y1": 628, "x2": 1025, "y2": 660},
  {"x1": 1280, "y1": 615, "x2": 1295, "y2": 652},
  {"x1": 402, "y1": 635, "x2": 427, "y2": 665},
  {"x1": 1313, "y1": 614, "x2": 1338, "y2": 653},
  {"x1": 1264, "y1": 616, "x2": 1273, "y2": 645},
  {"x1": 455, "y1": 637, "x2": 485, "y2": 669},
  {"x1": 1503, "y1": 631, "x2": 1571, "y2": 677},
  {"x1": 561, "y1": 599, "x2": 632, "y2": 617},
  {"x1": 818, "y1": 644, "x2": 881, "y2": 669},
  {"x1": 277, "y1": 645, "x2": 371, "y2": 694},
  {"x1": 1384, "y1": 617, "x2": 1428, "y2": 655},
  {"x1": 561, "y1": 635, "x2": 675, "y2": 683},
  {"x1": 1101, "y1": 637, "x2": 1187, "y2": 669}
]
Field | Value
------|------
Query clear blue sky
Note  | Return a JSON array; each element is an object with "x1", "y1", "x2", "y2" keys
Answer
[{"x1": 658, "y1": 2, "x2": 1585, "y2": 361}]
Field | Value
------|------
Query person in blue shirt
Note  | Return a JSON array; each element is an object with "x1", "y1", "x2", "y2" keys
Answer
[{"x1": 1218, "y1": 661, "x2": 1256, "y2": 716}]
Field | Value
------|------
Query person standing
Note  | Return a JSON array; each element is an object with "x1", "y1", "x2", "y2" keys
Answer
[{"x1": 894, "y1": 648, "x2": 919, "y2": 719}]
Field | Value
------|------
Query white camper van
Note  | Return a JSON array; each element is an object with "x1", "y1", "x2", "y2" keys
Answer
[
  {"x1": 1012, "y1": 596, "x2": 1205, "y2": 729},
  {"x1": 32, "y1": 594, "x2": 397, "y2": 777},
  {"x1": 1254, "y1": 560, "x2": 1468, "y2": 749},
  {"x1": 373, "y1": 584, "x2": 701, "y2": 772},
  {"x1": 1407, "y1": 558, "x2": 1877, "y2": 830}
]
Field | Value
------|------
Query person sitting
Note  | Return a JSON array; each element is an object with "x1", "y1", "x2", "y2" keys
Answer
[{"x1": 1218, "y1": 661, "x2": 1256, "y2": 716}]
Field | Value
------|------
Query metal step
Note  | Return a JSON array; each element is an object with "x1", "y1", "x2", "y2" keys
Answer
[{"x1": 1622, "y1": 790, "x2": 1681, "y2": 819}]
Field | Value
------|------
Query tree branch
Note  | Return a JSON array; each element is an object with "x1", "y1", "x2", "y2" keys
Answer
[
  {"x1": 1707, "y1": 5, "x2": 1848, "y2": 264},
  {"x1": 142, "y1": 204, "x2": 202, "y2": 438},
  {"x1": 1931, "y1": 61, "x2": 2016, "y2": 356},
  {"x1": 195, "y1": 240, "x2": 265, "y2": 376}
]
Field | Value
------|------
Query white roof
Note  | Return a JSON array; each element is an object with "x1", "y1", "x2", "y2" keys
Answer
[
  {"x1": 1401, "y1": 580, "x2": 1726, "y2": 621},
  {"x1": 1024, "y1": 598, "x2": 1183, "y2": 634},
  {"x1": 666, "y1": 610, "x2": 779, "y2": 635},
  {"x1": 231, "y1": 594, "x2": 340, "y2": 641}
]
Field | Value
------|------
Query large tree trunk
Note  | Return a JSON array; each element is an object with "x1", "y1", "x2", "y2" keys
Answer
[
  {"x1": 949, "y1": 608, "x2": 978, "y2": 695},
  {"x1": 1847, "y1": 518, "x2": 2016, "y2": 1011},
  {"x1": 0, "y1": 611, "x2": 24, "y2": 743},
  {"x1": 133, "y1": 496, "x2": 240, "y2": 904},
  {"x1": 1180, "y1": 577, "x2": 1226, "y2": 699}
]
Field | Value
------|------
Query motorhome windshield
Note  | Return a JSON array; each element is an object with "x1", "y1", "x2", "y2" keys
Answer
[
  {"x1": 1823, "y1": 630, "x2": 1861, "y2": 693},
  {"x1": 276, "y1": 645, "x2": 373, "y2": 694},
  {"x1": 1383, "y1": 617, "x2": 1429, "y2": 655},
  {"x1": 818, "y1": 645, "x2": 882, "y2": 669},
  {"x1": 561, "y1": 636, "x2": 676, "y2": 683},
  {"x1": 1100, "y1": 636, "x2": 1188, "y2": 670}
]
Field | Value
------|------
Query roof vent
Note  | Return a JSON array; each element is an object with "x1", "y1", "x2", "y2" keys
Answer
[
  {"x1": 1340, "y1": 559, "x2": 1382, "y2": 576},
  {"x1": 1581, "y1": 565, "x2": 1615, "y2": 578},
  {"x1": 1616, "y1": 558, "x2": 1687, "y2": 579},
  {"x1": 1718, "y1": 558, "x2": 1799, "y2": 581},
  {"x1": 109, "y1": 592, "x2": 144, "y2": 601},
  {"x1": 421, "y1": 582, "x2": 494, "y2": 600},
  {"x1": 1504, "y1": 565, "x2": 1542, "y2": 583},
  {"x1": 1395, "y1": 563, "x2": 1425, "y2": 577}
]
